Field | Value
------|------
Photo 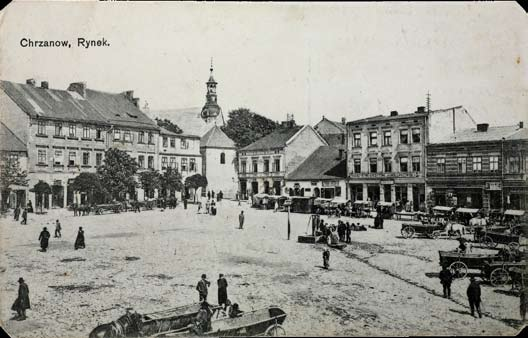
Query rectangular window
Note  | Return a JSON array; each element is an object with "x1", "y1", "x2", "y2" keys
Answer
[
  {"x1": 55, "y1": 123, "x2": 62, "y2": 136},
  {"x1": 412, "y1": 128, "x2": 421, "y2": 143},
  {"x1": 369, "y1": 158, "x2": 378, "y2": 173},
  {"x1": 96, "y1": 153, "x2": 103, "y2": 166},
  {"x1": 354, "y1": 158, "x2": 361, "y2": 173},
  {"x1": 473, "y1": 156, "x2": 482, "y2": 172},
  {"x1": 68, "y1": 151, "x2": 76, "y2": 166},
  {"x1": 170, "y1": 137, "x2": 175, "y2": 148},
  {"x1": 114, "y1": 129, "x2": 121, "y2": 141},
  {"x1": 508, "y1": 156, "x2": 519, "y2": 173},
  {"x1": 274, "y1": 159, "x2": 280, "y2": 172},
  {"x1": 490, "y1": 156, "x2": 499, "y2": 172},
  {"x1": 169, "y1": 157, "x2": 176, "y2": 169},
  {"x1": 253, "y1": 161, "x2": 258, "y2": 173},
  {"x1": 124, "y1": 130, "x2": 131, "y2": 142},
  {"x1": 264, "y1": 159, "x2": 270, "y2": 172},
  {"x1": 181, "y1": 158, "x2": 188, "y2": 172},
  {"x1": 189, "y1": 140, "x2": 194, "y2": 149},
  {"x1": 437, "y1": 158, "x2": 445, "y2": 173},
  {"x1": 190, "y1": 158, "x2": 196, "y2": 172},
  {"x1": 457, "y1": 157, "x2": 467, "y2": 173},
  {"x1": 400, "y1": 156, "x2": 409, "y2": 172},
  {"x1": 335, "y1": 186, "x2": 342, "y2": 197},
  {"x1": 241, "y1": 161, "x2": 247, "y2": 173},
  {"x1": 148, "y1": 132, "x2": 153, "y2": 144},
  {"x1": 82, "y1": 152, "x2": 90, "y2": 166},
  {"x1": 69, "y1": 124, "x2": 76, "y2": 137},
  {"x1": 163, "y1": 137, "x2": 168, "y2": 148},
  {"x1": 383, "y1": 130, "x2": 391, "y2": 146},
  {"x1": 369, "y1": 131, "x2": 377, "y2": 146},
  {"x1": 38, "y1": 121, "x2": 46, "y2": 135},
  {"x1": 161, "y1": 156, "x2": 168, "y2": 169},
  {"x1": 400, "y1": 129, "x2": 408, "y2": 144},
  {"x1": 38, "y1": 149, "x2": 46, "y2": 164},
  {"x1": 148, "y1": 156, "x2": 154, "y2": 169},
  {"x1": 96, "y1": 129, "x2": 103, "y2": 140},
  {"x1": 353, "y1": 133, "x2": 361, "y2": 147},
  {"x1": 383, "y1": 157, "x2": 392, "y2": 173},
  {"x1": 83, "y1": 126, "x2": 90, "y2": 138},
  {"x1": 138, "y1": 155, "x2": 145, "y2": 168},
  {"x1": 412, "y1": 156, "x2": 420, "y2": 172},
  {"x1": 181, "y1": 139, "x2": 188, "y2": 149},
  {"x1": 54, "y1": 150, "x2": 63, "y2": 165},
  {"x1": 138, "y1": 131, "x2": 145, "y2": 144}
]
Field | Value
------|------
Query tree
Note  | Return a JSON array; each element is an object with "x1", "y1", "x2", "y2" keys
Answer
[
  {"x1": 71, "y1": 172, "x2": 106, "y2": 204},
  {"x1": 29, "y1": 180, "x2": 51, "y2": 213},
  {"x1": 97, "y1": 148, "x2": 139, "y2": 201},
  {"x1": 221, "y1": 108, "x2": 280, "y2": 148},
  {"x1": 160, "y1": 167, "x2": 183, "y2": 197},
  {"x1": 155, "y1": 118, "x2": 183, "y2": 134},
  {"x1": 0, "y1": 156, "x2": 28, "y2": 209},
  {"x1": 185, "y1": 174, "x2": 208, "y2": 202},
  {"x1": 138, "y1": 169, "x2": 162, "y2": 200}
]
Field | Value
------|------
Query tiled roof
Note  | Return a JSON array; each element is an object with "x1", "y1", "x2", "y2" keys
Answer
[
  {"x1": 0, "y1": 122, "x2": 27, "y2": 152},
  {"x1": 158, "y1": 126, "x2": 199, "y2": 138},
  {"x1": 200, "y1": 125, "x2": 235, "y2": 148},
  {"x1": 314, "y1": 117, "x2": 346, "y2": 134},
  {"x1": 0, "y1": 80, "x2": 157, "y2": 130},
  {"x1": 505, "y1": 127, "x2": 528, "y2": 141},
  {"x1": 286, "y1": 146, "x2": 346, "y2": 181},
  {"x1": 152, "y1": 107, "x2": 225, "y2": 137},
  {"x1": 240, "y1": 125, "x2": 303, "y2": 151},
  {"x1": 433, "y1": 125, "x2": 525, "y2": 144},
  {"x1": 348, "y1": 112, "x2": 428, "y2": 125}
]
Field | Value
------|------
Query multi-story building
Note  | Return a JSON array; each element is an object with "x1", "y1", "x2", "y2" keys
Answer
[
  {"x1": 238, "y1": 120, "x2": 328, "y2": 198},
  {"x1": 0, "y1": 122, "x2": 29, "y2": 209},
  {"x1": 158, "y1": 127, "x2": 202, "y2": 199},
  {"x1": 313, "y1": 116, "x2": 347, "y2": 150},
  {"x1": 426, "y1": 122, "x2": 528, "y2": 211},
  {"x1": 0, "y1": 78, "x2": 159, "y2": 208},
  {"x1": 346, "y1": 106, "x2": 475, "y2": 211}
]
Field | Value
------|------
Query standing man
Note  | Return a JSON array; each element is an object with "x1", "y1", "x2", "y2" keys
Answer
[
  {"x1": 14, "y1": 206, "x2": 20, "y2": 221},
  {"x1": 322, "y1": 248, "x2": 330, "y2": 269},
  {"x1": 196, "y1": 274, "x2": 211, "y2": 302},
  {"x1": 345, "y1": 222, "x2": 351, "y2": 243},
  {"x1": 207, "y1": 191, "x2": 211, "y2": 200},
  {"x1": 520, "y1": 286, "x2": 527, "y2": 322},
  {"x1": 75, "y1": 227, "x2": 85, "y2": 250},
  {"x1": 38, "y1": 227, "x2": 50, "y2": 252},
  {"x1": 21, "y1": 208, "x2": 27, "y2": 225},
  {"x1": 211, "y1": 191, "x2": 215, "y2": 200},
  {"x1": 11, "y1": 277, "x2": 30, "y2": 320},
  {"x1": 54, "y1": 220, "x2": 62, "y2": 238},
  {"x1": 467, "y1": 277, "x2": 482, "y2": 318},
  {"x1": 439, "y1": 266, "x2": 453, "y2": 298},
  {"x1": 183, "y1": 197, "x2": 188, "y2": 210},
  {"x1": 217, "y1": 274, "x2": 228, "y2": 309},
  {"x1": 239, "y1": 211, "x2": 245, "y2": 229}
]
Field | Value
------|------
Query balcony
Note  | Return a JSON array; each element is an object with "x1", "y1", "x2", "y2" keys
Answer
[
  {"x1": 348, "y1": 171, "x2": 423, "y2": 179},
  {"x1": 238, "y1": 171, "x2": 285, "y2": 179}
]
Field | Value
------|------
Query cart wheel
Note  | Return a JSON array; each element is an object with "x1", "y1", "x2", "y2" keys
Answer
[
  {"x1": 401, "y1": 226, "x2": 415, "y2": 239},
  {"x1": 490, "y1": 268, "x2": 510, "y2": 287},
  {"x1": 265, "y1": 324, "x2": 286, "y2": 336},
  {"x1": 512, "y1": 279, "x2": 522, "y2": 291},
  {"x1": 508, "y1": 242, "x2": 520, "y2": 251},
  {"x1": 431, "y1": 231, "x2": 440, "y2": 240},
  {"x1": 482, "y1": 236, "x2": 496, "y2": 248},
  {"x1": 96, "y1": 209, "x2": 102, "y2": 215},
  {"x1": 449, "y1": 261, "x2": 468, "y2": 278}
]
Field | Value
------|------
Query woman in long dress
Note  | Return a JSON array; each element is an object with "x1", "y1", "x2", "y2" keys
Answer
[{"x1": 74, "y1": 227, "x2": 85, "y2": 250}]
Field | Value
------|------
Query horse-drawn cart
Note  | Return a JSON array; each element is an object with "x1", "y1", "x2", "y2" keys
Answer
[
  {"x1": 475, "y1": 229, "x2": 522, "y2": 251},
  {"x1": 401, "y1": 221, "x2": 445, "y2": 239},
  {"x1": 93, "y1": 203, "x2": 122, "y2": 215},
  {"x1": 438, "y1": 250, "x2": 504, "y2": 279},
  {"x1": 480, "y1": 261, "x2": 527, "y2": 287}
]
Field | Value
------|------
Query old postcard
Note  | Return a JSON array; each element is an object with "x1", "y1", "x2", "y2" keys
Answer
[{"x1": 0, "y1": 1, "x2": 526, "y2": 337}]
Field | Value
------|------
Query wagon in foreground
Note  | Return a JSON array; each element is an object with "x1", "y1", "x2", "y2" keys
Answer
[{"x1": 438, "y1": 250, "x2": 505, "y2": 279}]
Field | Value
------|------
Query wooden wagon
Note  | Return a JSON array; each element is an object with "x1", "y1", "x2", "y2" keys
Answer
[
  {"x1": 475, "y1": 229, "x2": 522, "y2": 251},
  {"x1": 481, "y1": 261, "x2": 527, "y2": 287},
  {"x1": 93, "y1": 203, "x2": 122, "y2": 215},
  {"x1": 401, "y1": 222, "x2": 445, "y2": 239},
  {"x1": 438, "y1": 250, "x2": 503, "y2": 279}
]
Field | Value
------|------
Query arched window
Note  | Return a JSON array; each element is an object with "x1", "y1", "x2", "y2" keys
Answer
[{"x1": 220, "y1": 152, "x2": 225, "y2": 164}]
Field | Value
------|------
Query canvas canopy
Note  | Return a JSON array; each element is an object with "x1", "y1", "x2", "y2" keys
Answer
[
  {"x1": 377, "y1": 201, "x2": 394, "y2": 207},
  {"x1": 455, "y1": 208, "x2": 480, "y2": 214},
  {"x1": 354, "y1": 200, "x2": 370, "y2": 205},
  {"x1": 504, "y1": 209, "x2": 525, "y2": 216},
  {"x1": 433, "y1": 206, "x2": 454, "y2": 212}
]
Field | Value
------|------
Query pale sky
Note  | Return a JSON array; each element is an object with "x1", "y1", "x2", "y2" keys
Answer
[{"x1": 0, "y1": 1, "x2": 526, "y2": 126}]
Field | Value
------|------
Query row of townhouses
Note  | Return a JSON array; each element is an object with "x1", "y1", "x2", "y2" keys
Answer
[{"x1": 0, "y1": 65, "x2": 238, "y2": 210}]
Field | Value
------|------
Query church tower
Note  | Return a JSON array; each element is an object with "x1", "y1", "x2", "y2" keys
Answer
[{"x1": 201, "y1": 59, "x2": 222, "y2": 123}]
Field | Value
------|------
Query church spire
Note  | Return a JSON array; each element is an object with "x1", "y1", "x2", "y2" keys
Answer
[{"x1": 201, "y1": 58, "x2": 221, "y2": 123}]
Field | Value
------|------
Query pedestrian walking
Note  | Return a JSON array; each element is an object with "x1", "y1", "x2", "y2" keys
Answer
[
  {"x1": 211, "y1": 191, "x2": 215, "y2": 200},
  {"x1": 73, "y1": 203, "x2": 78, "y2": 216},
  {"x1": 11, "y1": 277, "x2": 30, "y2": 320},
  {"x1": 14, "y1": 206, "x2": 20, "y2": 221},
  {"x1": 54, "y1": 220, "x2": 62, "y2": 238},
  {"x1": 183, "y1": 198, "x2": 188, "y2": 210},
  {"x1": 322, "y1": 248, "x2": 330, "y2": 269},
  {"x1": 38, "y1": 227, "x2": 50, "y2": 252},
  {"x1": 74, "y1": 227, "x2": 85, "y2": 250},
  {"x1": 439, "y1": 266, "x2": 453, "y2": 298},
  {"x1": 345, "y1": 222, "x2": 351, "y2": 243},
  {"x1": 27, "y1": 200, "x2": 33, "y2": 213},
  {"x1": 21, "y1": 208, "x2": 27, "y2": 225},
  {"x1": 217, "y1": 274, "x2": 228, "y2": 309},
  {"x1": 467, "y1": 276, "x2": 482, "y2": 318},
  {"x1": 520, "y1": 286, "x2": 527, "y2": 322},
  {"x1": 196, "y1": 274, "x2": 211, "y2": 302},
  {"x1": 239, "y1": 211, "x2": 244, "y2": 229},
  {"x1": 207, "y1": 191, "x2": 211, "y2": 200}
]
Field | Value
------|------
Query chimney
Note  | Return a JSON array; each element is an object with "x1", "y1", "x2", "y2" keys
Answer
[
  {"x1": 40, "y1": 81, "x2": 49, "y2": 89},
  {"x1": 390, "y1": 111, "x2": 398, "y2": 117},
  {"x1": 519, "y1": 121, "x2": 524, "y2": 129},
  {"x1": 341, "y1": 117, "x2": 346, "y2": 125},
  {"x1": 124, "y1": 90, "x2": 134, "y2": 101},
  {"x1": 68, "y1": 82, "x2": 87, "y2": 97},
  {"x1": 416, "y1": 106, "x2": 426, "y2": 114},
  {"x1": 476, "y1": 123, "x2": 489, "y2": 132},
  {"x1": 132, "y1": 97, "x2": 140, "y2": 108},
  {"x1": 26, "y1": 79, "x2": 36, "y2": 86}
]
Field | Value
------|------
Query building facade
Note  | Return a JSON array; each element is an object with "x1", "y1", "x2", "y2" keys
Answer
[
  {"x1": 426, "y1": 123, "x2": 528, "y2": 211},
  {"x1": 313, "y1": 117, "x2": 347, "y2": 150},
  {"x1": 0, "y1": 122, "x2": 29, "y2": 209}
]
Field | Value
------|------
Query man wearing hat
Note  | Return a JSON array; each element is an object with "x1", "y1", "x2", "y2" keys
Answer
[
  {"x1": 196, "y1": 274, "x2": 211, "y2": 302},
  {"x1": 11, "y1": 277, "x2": 30, "y2": 320},
  {"x1": 38, "y1": 227, "x2": 50, "y2": 252},
  {"x1": 217, "y1": 274, "x2": 228, "y2": 309},
  {"x1": 466, "y1": 276, "x2": 482, "y2": 318}
]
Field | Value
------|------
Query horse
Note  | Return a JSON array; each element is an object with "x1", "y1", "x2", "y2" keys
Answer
[
  {"x1": 89, "y1": 311, "x2": 142, "y2": 338},
  {"x1": 445, "y1": 222, "x2": 467, "y2": 236}
]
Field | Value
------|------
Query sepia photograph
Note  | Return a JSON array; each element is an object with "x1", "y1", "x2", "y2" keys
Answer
[{"x1": 0, "y1": 1, "x2": 526, "y2": 337}]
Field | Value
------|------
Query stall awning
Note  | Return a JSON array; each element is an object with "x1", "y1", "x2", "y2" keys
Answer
[
  {"x1": 455, "y1": 208, "x2": 480, "y2": 214},
  {"x1": 354, "y1": 200, "x2": 369, "y2": 205},
  {"x1": 504, "y1": 210, "x2": 526, "y2": 216},
  {"x1": 377, "y1": 201, "x2": 394, "y2": 207},
  {"x1": 331, "y1": 198, "x2": 349, "y2": 205},
  {"x1": 433, "y1": 206, "x2": 454, "y2": 212},
  {"x1": 254, "y1": 193, "x2": 270, "y2": 198}
]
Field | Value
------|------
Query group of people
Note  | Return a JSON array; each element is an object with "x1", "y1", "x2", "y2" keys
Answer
[
  {"x1": 13, "y1": 206, "x2": 28, "y2": 225},
  {"x1": 206, "y1": 190, "x2": 224, "y2": 202},
  {"x1": 311, "y1": 215, "x2": 367, "y2": 243},
  {"x1": 197, "y1": 199, "x2": 218, "y2": 215},
  {"x1": 38, "y1": 221, "x2": 85, "y2": 252}
]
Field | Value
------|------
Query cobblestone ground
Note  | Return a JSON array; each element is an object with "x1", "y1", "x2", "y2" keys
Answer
[{"x1": 0, "y1": 200, "x2": 524, "y2": 337}]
